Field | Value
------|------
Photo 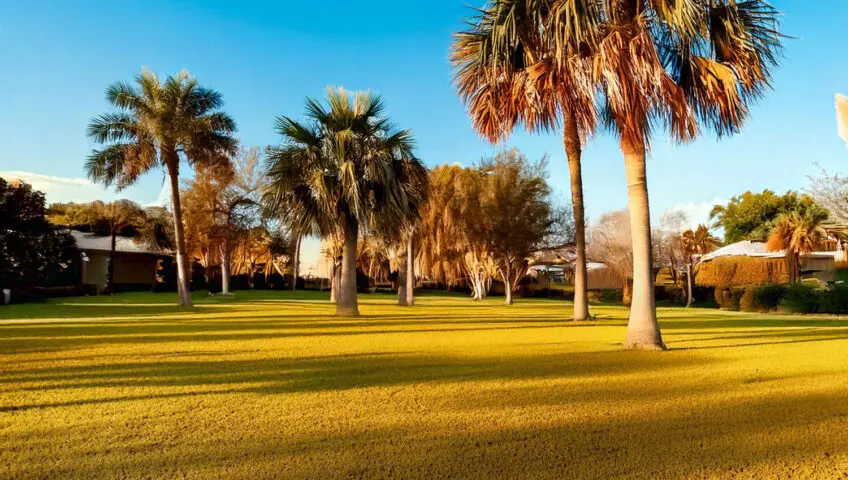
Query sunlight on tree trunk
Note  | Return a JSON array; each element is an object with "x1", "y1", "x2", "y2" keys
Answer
[
  {"x1": 406, "y1": 230, "x2": 415, "y2": 306},
  {"x1": 330, "y1": 265, "x2": 339, "y2": 304},
  {"x1": 220, "y1": 244, "x2": 231, "y2": 295},
  {"x1": 621, "y1": 137, "x2": 664, "y2": 350},
  {"x1": 502, "y1": 270, "x2": 513, "y2": 305},
  {"x1": 336, "y1": 220, "x2": 360, "y2": 316},
  {"x1": 292, "y1": 234, "x2": 301, "y2": 292},
  {"x1": 564, "y1": 116, "x2": 589, "y2": 321},
  {"x1": 168, "y1": 161, "x2": 193, "y2": 307},
  {"x1": 398, "y1": 254, "x2": 408, "y2": 306}
]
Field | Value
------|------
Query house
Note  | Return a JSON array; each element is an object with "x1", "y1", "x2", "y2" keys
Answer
[
  {"x1": 528, "y1": 246, "x2": 625, "y2": 290},
  {"x1": 694, "y1": 240, "x2": 841, "y2": 286},
  {"x1": 71, "y1": 231, "x2": 170, "y2": 292}
]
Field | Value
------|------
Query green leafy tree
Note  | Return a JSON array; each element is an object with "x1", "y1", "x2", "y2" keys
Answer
[
  {"x1": 478, "y1": 150, "x2": 554, "y2": 305},
  {"x1": 0, "y1": 179, "x2": 79, "y2": 292},
  {"x1": 263, "y1": 88, "x2": 427, "y2": 316},
  {"x1": 710, "y1": 190, "x2": 826, "y2": 244},
  {"x1": 85, "y1": 69, "x2": 237, "y2": 306}
]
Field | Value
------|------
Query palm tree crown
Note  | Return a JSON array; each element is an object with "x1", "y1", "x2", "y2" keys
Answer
[
  {"x1": 264, "y1": 87, "x2": 427, "y2": 238},
  {"x1": 86, "y1": 69, "x2": 237, "y2": 188},
  {"x1": 264, "y1": 87, "x2": 427, "y2": 315},
  {"x1": 85, "y1": 68, "x2": 237, "y2": 306}
]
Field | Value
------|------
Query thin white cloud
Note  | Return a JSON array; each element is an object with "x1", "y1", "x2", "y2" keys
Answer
[{"x1": 0, "y1": 170, "x2": 119, "y2": 204}]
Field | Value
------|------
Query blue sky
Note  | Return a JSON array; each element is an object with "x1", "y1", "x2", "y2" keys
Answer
[{"x1": 1, "y1": 0, "x2": 847, "y2": 230}]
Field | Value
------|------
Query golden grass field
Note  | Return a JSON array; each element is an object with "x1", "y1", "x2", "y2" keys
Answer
[{"x1": 1, "y1": 291, "x2": 847, "y2": 479}]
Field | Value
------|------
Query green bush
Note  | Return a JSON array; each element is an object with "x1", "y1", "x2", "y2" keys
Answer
[
  {"x1": 780, "y1": 284, "x2": 820, "y2": 314},
  {"x1": 752, "y1": 284, "x2": 786, "y2": 311},
  {"x1": 589, "y1": 289, "x2": 623, "y2": 303},
  {"x1": 818, "y1": 283, "x2": 848, "y2": 314},
  {"x1": 739, "y1": 287, "x2": 758, "y2": 312}
]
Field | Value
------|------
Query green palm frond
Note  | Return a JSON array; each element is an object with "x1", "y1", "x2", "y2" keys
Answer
[{"x1": 263, "y1": 87, "x2": 428, "y2": 240}]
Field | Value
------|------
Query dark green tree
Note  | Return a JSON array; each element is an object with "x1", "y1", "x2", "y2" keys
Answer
[
  {"x1": 0, "y1": 179, "x2": 79, "y2": 293},
  {"x1": 710, "y1": 190, "x2": 828, "y2": 244}
]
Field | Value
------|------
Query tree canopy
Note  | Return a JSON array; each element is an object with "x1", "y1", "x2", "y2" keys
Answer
[
  {"x1": 710, "y1": 190, "x2": 828, "y2": 243},
  {"x1": 0, "y1": 179, "x2": 79, "y2": 290}
]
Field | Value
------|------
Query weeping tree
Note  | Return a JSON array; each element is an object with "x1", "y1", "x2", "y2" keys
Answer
[
  {"x1": 86, "y1": 69, "x2": 237, "y2": 306},
  {"x1": 264, "y1": 88, "x2": 427, "y2": 316}
]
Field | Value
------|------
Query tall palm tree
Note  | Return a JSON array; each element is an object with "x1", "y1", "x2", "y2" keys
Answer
[
  {"x1": 451, "y1": 0, "x2": 597, "y2": 321},
  {"x1": 264, "y1": 88, "x2": 427, "y2": 316},
  {"x1": 86, "y1": 69, "x2": 237, "y2": 306},
  {"x1": 595, "y1": 0, "x2": 782, "y2": 349},
  {"x1": 767, "y1": 210, "x2": 828, "y2": 284}
]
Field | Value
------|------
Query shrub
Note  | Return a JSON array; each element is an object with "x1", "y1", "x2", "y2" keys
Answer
[
  {"x1": 589, "y1": 289, "x2": 623, "y2": 303},
  {"x1": 739, "y1": 286, "x2": 758, "y2": 312},
  {"x1": 780, "y1": 284, "x2": 820, "y2": 313},
  {"x1": 818, "y1": 283, "x2": 848, "y2": 314},
  {"x1": 714, "y1": 286, "x2": 743, "y2": 310},
  {"x1": 714, "y1": 286, "x2": 726, "y2": 307},
  {"x1": 696, "y1": 256, "x2": 788, "y2": 287},
  {"x1": 752, "y1": 284, "x2": 786, "y2": 311},
  {"x1": 656, "y1": 286, "x2": 686, "y2": 304}
]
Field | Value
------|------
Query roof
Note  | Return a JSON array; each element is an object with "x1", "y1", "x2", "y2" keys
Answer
[
  {"x1": 70, "y1": 230, "x2": 167, "y2": 256},
  {"x1": 698, "y1": 240, "x2": 837, "y2": 263},
  {"x1": 530, "y1": 246, "x2": 576, "y2": 266}
]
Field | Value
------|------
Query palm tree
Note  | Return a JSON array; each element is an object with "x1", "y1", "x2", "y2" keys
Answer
[
  {"x1": 93, "y1": 200, "x2": 145, "y2": 293},
  {"x1": 451, "y1": 0, "x2": 597, "y2": 321},
  {"x1": 681, "y1": 224, "x2": 721, "y2": 261},
  {"x1": 264, "y1": 88, "x2": 427, "y2": 316},
  {"x1": 588, "y1": 0, "x2": 783, "y2": 349},
  {"x1": 767, "y1": 210, "x2": 828, "y2": 284},
  {"x1": 86, "y1": 69, "x2": 237, "y2": 306}
]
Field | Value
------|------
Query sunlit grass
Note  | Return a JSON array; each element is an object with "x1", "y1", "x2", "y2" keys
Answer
[{"x1": 1, "y1": 291, "x2": 847, "y2": 479}]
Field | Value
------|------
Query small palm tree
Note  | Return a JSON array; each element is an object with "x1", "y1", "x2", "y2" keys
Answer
[
  {"x1": 264, "y1": 88, "x2": 427, "y2": 316},
  {"x1": 451, "y1": 0, "x2": 597, "y2": 321},
  {"x1": 681, "y1": 224, "x2": 721, "y2": 261},
  {"x1": 86, "y1": 69, "x2": 237, "y2": 306},
  {"x1": 767, "y1": 210, "x2": 828, "y2": 284}
]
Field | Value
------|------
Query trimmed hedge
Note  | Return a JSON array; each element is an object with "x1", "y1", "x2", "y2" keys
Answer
[{"x1": 696, "y1": 256, "x2": 788, "y2": 287}]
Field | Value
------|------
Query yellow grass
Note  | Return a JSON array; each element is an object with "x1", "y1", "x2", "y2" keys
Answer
[{"x1": 1, "y1": 291, "x2": 847, "y2": 479}]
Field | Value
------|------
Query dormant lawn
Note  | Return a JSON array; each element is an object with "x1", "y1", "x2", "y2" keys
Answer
[{"x1": 1, "y1": 291, "x2": 846, "y2": 479}]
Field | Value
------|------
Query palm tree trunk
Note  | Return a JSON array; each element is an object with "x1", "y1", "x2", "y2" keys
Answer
[
  {"x1": 220, "y1": 242, "x2": 231, "y2": 295},
  {"x1": 167, "y1": 161, "x2": 193, "y2": 307},
  {"x1": 563, "y1": 115, "x2": 589, "y2": 321},
  {"x1": 405, "y1": 229, "x2": 415, "y2": 306},
  {"x1": 106, "y1": 229, "x2": 117, "y2": 294},
  {"x1": 620, "y1": 136, "x2": 664, "y2": 350},
  {"x1": 397, "y1": 258, "x2": 408, "y2": 306},
  {"x1": 330, "y1": 264, "x2": 338, "y2": 303},
  {"x1": 292, "y1": 233, "x2": 301, "y2": 292},
  {"x1": 336, "y1": 219, "x2": 360, "y2": 316}
]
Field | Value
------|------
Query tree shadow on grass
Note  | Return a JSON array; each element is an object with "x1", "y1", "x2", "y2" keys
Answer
[
  {"x1": 1, "y1": 350, "x2": 714, "y2": 409},
  {"x1": 7, "y1": 362, "x2": 848, "y2": 479}
]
